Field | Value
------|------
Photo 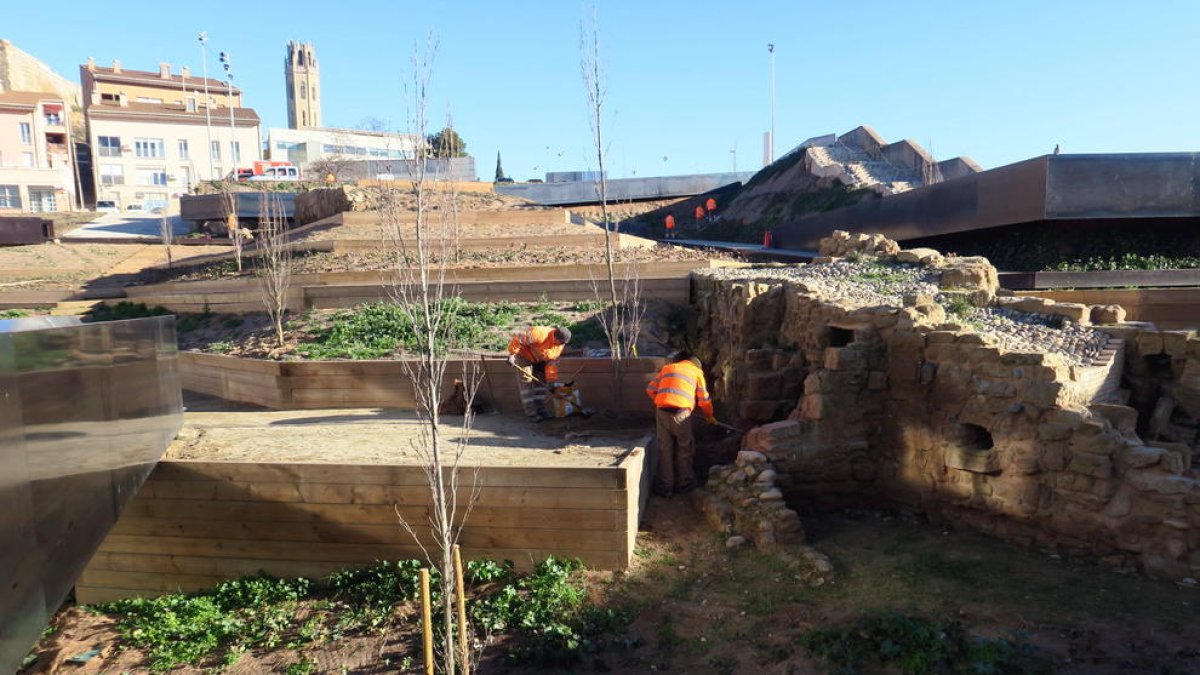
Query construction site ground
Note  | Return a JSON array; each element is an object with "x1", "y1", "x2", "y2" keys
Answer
[
  {"x1": 168, "y1": 393, "x2": 641, "y2": 467},
  {"x1": 0, "y1": 242, "x2": 230, "y2": 290},
  {"x1": 29, "y1": 491, "x2": 1198, "y2": 674}
]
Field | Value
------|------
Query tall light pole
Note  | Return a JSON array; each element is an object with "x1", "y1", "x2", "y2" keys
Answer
[
  {"x1": 220, "y1": 50, "x2": 236, "y2": 176},
  {"x1": 198, "y1": 33, "x2": 214, "y2": 178},
  {"x1": 767, "y1": 43, "x2": 776, "y2": 165}
]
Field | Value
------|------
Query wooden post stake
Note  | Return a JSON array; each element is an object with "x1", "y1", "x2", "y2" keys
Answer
[
  {"x1": 454, "y1": 545, "x2": 469, "y2": 674},
  {"x1": 420, "y1": 568, "x2": 434, "y2": 675}
]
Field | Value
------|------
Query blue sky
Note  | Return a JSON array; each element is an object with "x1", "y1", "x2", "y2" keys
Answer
[{"x1": 5, "y1": 1, "x2": 1198, "y2": 180}]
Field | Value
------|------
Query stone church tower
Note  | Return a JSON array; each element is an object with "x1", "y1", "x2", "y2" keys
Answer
[{"x1": 285, "y1": 41, "x2": 321, "y2": 129}]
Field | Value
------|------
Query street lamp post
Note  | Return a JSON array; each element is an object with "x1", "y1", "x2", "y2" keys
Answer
[
  {"x1": 220, "y1": 51, "x2": 236, "y2": 176},
  {"x1": 198, "y1": 33, "x2": 214, "y2": 179},
  {"x1": 767, "y1": 43, "x2": 776, "y2": 165}
]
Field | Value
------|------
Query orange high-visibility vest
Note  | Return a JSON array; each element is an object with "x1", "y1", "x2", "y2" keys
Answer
[
  {"x1": 508, "y1": 327, "x2": 565, "y2": 380},
  {"x1": 665, "y1": 214, "x2": 676, "y2": 229},
  {"x1": 694, "y1": 205, "x2": 705, "y2": 221},
  {"x1": 646, "y1": 360, "x2": 713, "y2": 417},
  {"x1": 705, "y1": 197, "x2": 717, "y2": 213}
]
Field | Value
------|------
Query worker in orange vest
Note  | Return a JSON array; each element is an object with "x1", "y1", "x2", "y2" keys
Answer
[
  {"x1": 646, "y1": 350, "x2": 716, "y2": 496},
  {"x1": 694, "y1": 204, "x2": 706, "y2": 226},
  {"x1": 507, "y1": 326, "x2": 571, "y2": 421},
  {"x1": 664, "y1": 213, "x2": 676, "y2": 239},
  {"x1": 705, "y1": 197, "x2": 717, "y2": 220}
]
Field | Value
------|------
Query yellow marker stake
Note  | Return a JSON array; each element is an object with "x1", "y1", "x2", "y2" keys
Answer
[
  {"x1": 420, "y1": 568, "x2": 434, "y2": 675},
  {"x1": 454, "y1": 545, "x2": 469, "y2": 674}
]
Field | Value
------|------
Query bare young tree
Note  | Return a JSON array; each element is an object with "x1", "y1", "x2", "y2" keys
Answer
[
  {"x1": 384, "y1": 33, "x2": 481, "y2": 675},
  {"x1": 922, "y1": 141, "x2": 943, "y2": 186},
  {"x1": 224, "y1": 191, "x2": 245, "y2": 272},
  {"x1": 255, "y1": 193, "x2": 292, "y2": 347},
  {"x1": 581, "y1": 5, "x2": 647, "y2": 384}
]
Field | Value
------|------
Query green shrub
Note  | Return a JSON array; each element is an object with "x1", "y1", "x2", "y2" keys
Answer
[
  {"x1": 0, "y1": 309, "x2": 29, "y2": 319},
  {"x1": 799, "y1": 612, "x2": 1051, "y2": 675},
  {"x1": 84, "y1": 301, "x2": 171, "y2": 323},
  {"x1": 203, "y1": 340, "x2": 234, "y2": 354}
]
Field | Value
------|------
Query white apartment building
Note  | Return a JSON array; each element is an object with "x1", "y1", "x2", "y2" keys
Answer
[
  {"x1": 267, "y1": 127, "x2": 419, "y2": 169},
  {"x1": 82, "y1": 60, "x2": 262, "y2": 210},
  {"x1": 0, "y1": 90, "x2": 77, "y2": 212}
]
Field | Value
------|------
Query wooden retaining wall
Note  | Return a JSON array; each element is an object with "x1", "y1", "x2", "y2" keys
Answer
[
  {"x1": 76, "y1": 447, "x2": 647, "y2": 603},
  {"x1": 1024, "y1": 288, "x2": 1200, "y2": 330},
  {"x1": 338, "y1": 209, "x2": 572, "y2": 227},
  {"x1": 179, "y1": 352, "x2": 667, "y2": 412}
]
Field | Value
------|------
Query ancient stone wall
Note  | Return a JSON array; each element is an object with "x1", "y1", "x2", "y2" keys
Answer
[{"x1": 693, "y1": 231, "x2": 1200, "y2": 580}]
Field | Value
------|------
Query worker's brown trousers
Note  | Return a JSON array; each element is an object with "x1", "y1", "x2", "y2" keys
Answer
[
  {"x1": 514, "y1": 356, "x2": 547, "y2": 419},
  {"x1": 655, "y1": 406, "x2": 696, "y2": 493}
]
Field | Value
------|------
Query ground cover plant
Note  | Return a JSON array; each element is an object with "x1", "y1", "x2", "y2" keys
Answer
[
  {"x1": 32, "y1": 557, "x2": 625, "y2": 673},
  {"x1": 175, "y1": 298, "x2": 659, "y2": 360}
]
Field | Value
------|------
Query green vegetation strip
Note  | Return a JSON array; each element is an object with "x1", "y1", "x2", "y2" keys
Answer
[
  {"x1": 91, "y1": 557, "x2": 628, "y2": 671},
  {"x1": 799, "y1": 612, "x2": 1052, "y2": 675}
]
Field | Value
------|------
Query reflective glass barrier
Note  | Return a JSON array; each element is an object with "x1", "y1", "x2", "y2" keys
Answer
[{"x1": 0, "y1": 315, "x2": 182, "y2": 673}]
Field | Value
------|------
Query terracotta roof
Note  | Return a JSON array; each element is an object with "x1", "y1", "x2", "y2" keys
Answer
[
  {"x1": 0, "y1": 90, "x2": 63, "y2": 108},
  {"x1": 87, "y1": 100, "x2": 260, "y2": 125},
  {"x1": 86, "y1": 65, "x2": 239, "y2": 94}
]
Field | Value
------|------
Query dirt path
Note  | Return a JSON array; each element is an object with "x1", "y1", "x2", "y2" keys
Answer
[{"x1": 170, "y1": 395, "x2": 646, "y2": 467}]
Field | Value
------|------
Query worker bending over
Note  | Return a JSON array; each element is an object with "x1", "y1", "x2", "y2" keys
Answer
[
  {"x1": 507, "y1": 326, "x2": 571, "y2": 421},
  {"x1": 646, "y1": 351, "x2": 715, "y2": 496}
]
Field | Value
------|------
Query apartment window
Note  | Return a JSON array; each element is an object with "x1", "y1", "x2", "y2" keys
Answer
[
  {"x1": 99, "y1": 164, "x2": 124, "y2": 185},
  {"x1": 100, "y1": 93, "x2": 119, "y2": 103},
  {"x1": 19, "y1": 123, "x2": 32, "y2": 144},
  {"x1": 134, "y1": 138, "x2": 165, "y2": 158},
  {"x1": 28, "y1": 187, "x2": 57, "y2": 213},
  {"x1": 180, "y1": 166, "x2": 192, "y2": 186},
  {"x1": 136, "y1": 96, "x2": 163, "y2": 104},
  {"x1": 0, "y1": 185, "x2": 19, "y2": 209},
  {"x1": 138, "y1": 168, "x2": 168, "y2": 186},
  {"x1": 178, "y1": 139, "x2": 190, "y2": 160},
  {"x1": 186, "y1": 97, "x2": 197, "y2": 112},
  {"x1": 231, "y1": 141, "x2": 241, "y2": 163},
  {"x1": 211, "y1": 141, "x2": 221, "y2": 161},
  {"x1": 98, "y1": 136, "x2": 122, "y2": 157},
  {"x1": 21, "y1": 153, "x2": 34, "y2": 168}
]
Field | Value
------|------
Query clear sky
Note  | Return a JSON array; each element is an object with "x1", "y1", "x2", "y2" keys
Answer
[{"x1": 5, "y1": 0, "x2": 1198, "y2": 180}]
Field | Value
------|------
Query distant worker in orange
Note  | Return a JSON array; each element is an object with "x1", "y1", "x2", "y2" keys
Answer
[
  {"x1": 694, "y1": 204, "x2": 706, "y2": 226},
  {"x1": 664, "y1": 213, "x2": 676, "y2": 239},
  {"x1": 646, "y1": 350, "x2": 716, "y2": 496},
  {"x1": 507, "y1": 326, "x2": 572, "y2": 421},
  {"x1": 705, "y1": 197, "x2": 717, "y2": 221}
]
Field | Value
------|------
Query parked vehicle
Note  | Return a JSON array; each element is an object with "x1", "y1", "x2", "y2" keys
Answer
[
  {"x1": 230, "y1": 160, "x2": 302, "y2": 182},
  {"x1": 125, "y1": 204, "x2": 144, "y2": 212},
  {"x1": 95, "y1": 200, "x2": 118, "y2": 213}
]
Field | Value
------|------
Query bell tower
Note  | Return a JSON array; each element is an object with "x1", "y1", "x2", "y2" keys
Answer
[{"x1": 285, "y1": 41, "x2": 320, "y2": 129}]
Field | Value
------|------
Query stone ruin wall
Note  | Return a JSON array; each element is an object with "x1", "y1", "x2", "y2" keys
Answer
[{"x1": 692, "y1": 232, "x2": 1200, "y2": 580}]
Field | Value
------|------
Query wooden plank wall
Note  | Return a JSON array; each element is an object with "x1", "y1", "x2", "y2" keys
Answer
[
  {"x1": 337, "y1": 209, "x2": 572, "y2": 227},
  {"x1": 180, "y1": 353, "x2": 666, "y2": 413},
  {"x1": 76, "y1": 451, "x2": 646, "y2": 603},
  {"x1": 1024, "y1": 288, "x2": 1200, "y2": 330}
]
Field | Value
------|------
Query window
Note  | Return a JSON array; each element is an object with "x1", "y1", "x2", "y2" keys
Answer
[
  {"x1": 135, "y1": 96, "x2": 163, "y2": 104},
  {"x1": 138, "y1": 168, "x2": 168, "y2": 186},
  {"x1": 301, "y1": 111, "x2": 307, "y2": 126},
  {"x1": 300, "y1": 83, "x2": 307, "y2": 99},
  {"x1": 19, "y1": 122, "x2": 32, "y2": 144},
  {"x1": 180, "y1": 166, "x2": 192, "y2": 186},
  {"x1": 186, "y1": 97, "x2": 197, "y2": 112},
  {"x1": 98, "y1": 136, "x2": 122, "y2": 157},
  {"x1": 0, "y1": 185, "x2": 19, "y2": 209},
  {"x1": 231, "y1": 141, "x2": 241, "y2": 163},
  {"x1": 134, "y1": 138, "x2": 165, "y2": 158},
  {"x1": 28, "y1": 187, "x2": 57, "y2": 213},
  {"x1": 20, "y1": 153, "x2": 34, "y2": 168},
  {"x1": 178, "y1": 139, "x2": 189, "y2": 160},
  {"x1": 99, "y1": 164, "x2": 124, "y2": 185},
  {"x1": 100, "y1": 93, "x2": 119, "y2": 103},
  {"x1": 211, "y1": 141, "x2": 221, "y2": 161}
]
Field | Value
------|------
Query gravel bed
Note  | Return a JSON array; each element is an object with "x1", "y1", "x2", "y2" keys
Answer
[
  {"x1": 956, "y1": 306, "x2": 1110, "y2": 366},
  {"x1": 700, "y1": 262, "x2": 1112, "y2": 365},
  {"x1": 696, "y1": 261, "x2": 940, "y2": 307}
]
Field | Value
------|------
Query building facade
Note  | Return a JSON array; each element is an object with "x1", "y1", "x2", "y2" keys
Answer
[
  {"x1": 0, "y1": 90, "x2": 77, "y2": 213},
  {"x1": 266, "y1": 127, "x2": 419, "y2": 170},
  {"x1": 285, "y1": 42, "x2": 321, "y2": 129},
  {"x1": 81, "y1": 60, "x2": 262, "y2": 210}
]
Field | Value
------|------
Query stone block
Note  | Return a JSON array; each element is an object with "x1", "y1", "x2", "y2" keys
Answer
[
  {"x1": 1163, "y1": 331, "x2": 1192, "y2": 357},
  {"x1": 945, "y1": 447, "x2": 1000, "y2": 474},
  {"x1": 1087, "y1": 404, "x2": 1139, "y2": 433},
  {"x1": 903, "y1": 293, "x2": 935, "y2": 307},
  {"x1": 1069, "y1": 452, "x2": 1113, "y2": 478},
  {"x1": 1090, "y1": 304, "x2": 1127, "y2": 325},
  {"x1": 798, "y1": 394, "x2": 825, "y2": 420},
  {"x1": 896, "y1": 247, "x2": 945, "y2": 266},
  {"x1": 1118, "y1": 445, "x2": 1165, "y2": 469},
  {"x1": 1136, "y1": 331, "x2": 1164, "y2": 355},
  {"x1": 1126, "y1": 469, "x2": 1194, "y2": 495},
  {"x1": 745, "y1": 372, "x2": 783, "y2": 399},
  {"x1": 824, "y1": 347, "x2": 867, "y2": 371},
  {"x1": 1012, "y1": 297, "x2": 1052, "y2": 314},
  {"x1": 1040, "y1": 443, "x2": 1066, "y2": 471},
  {"x1": 737, "y1": 450, "x2": 768, "y2": 465},
  {"x1": 1046, "y1": 302, "x2": 1091, "y2": 324}
]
